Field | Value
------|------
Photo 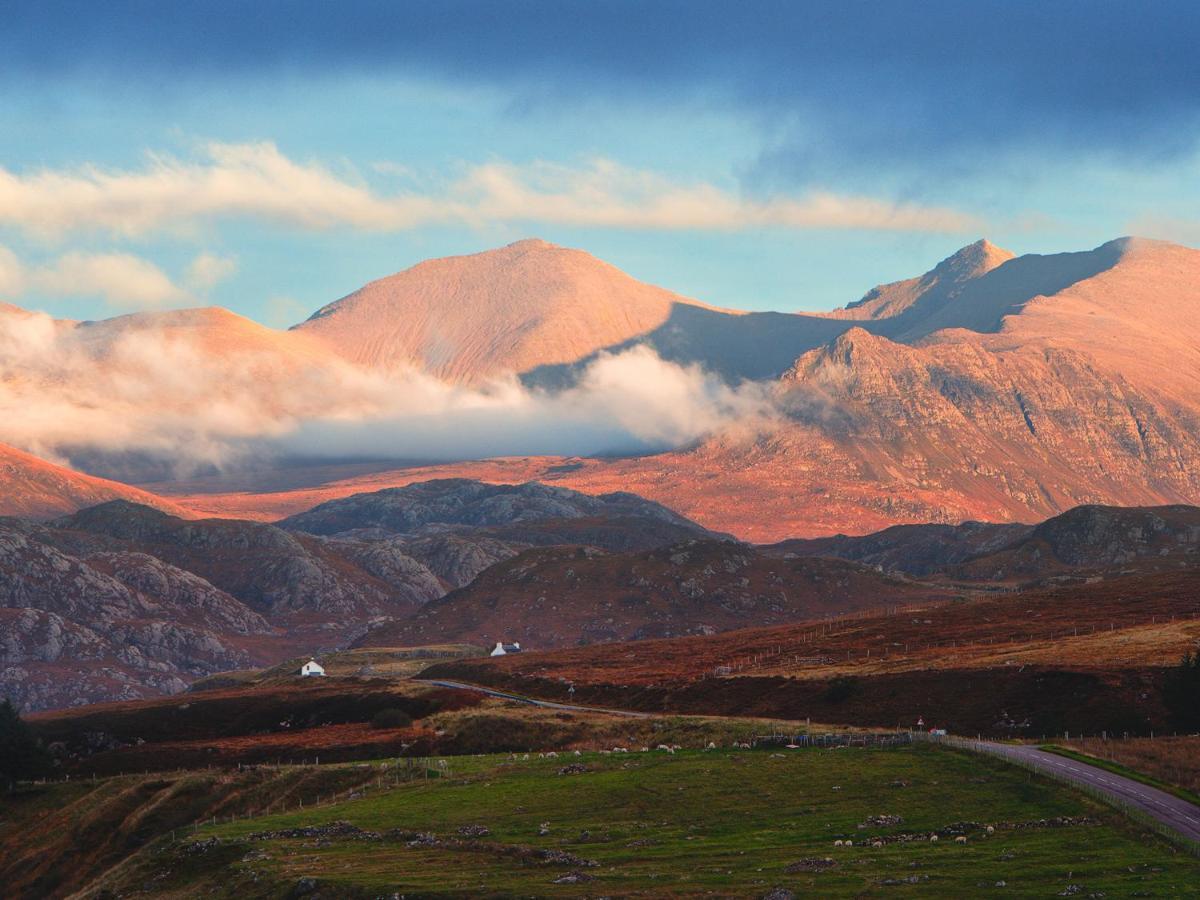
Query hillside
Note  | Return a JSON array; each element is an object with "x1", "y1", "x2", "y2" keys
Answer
[
  {"x1": 0, "y1": 480, "x2": 735, "y2": 711},
  {"x1": 0, "y1": 442, "x2": 185, "y2": 520},
  {"x1": 428, "y1": 566, "x2": 1200, "y2": 736},
  {"x1": 54, "y1": 501, "x2": 444, "y2": 626},
  {"x1": 0, "y1": 517, "x2": 274, "y2": 711},
  {"x1": 357, "y1": 539, "x2": 957, "y2": 650},
  {"x1": 278, "y1": 477, "x2": 714, "y2": 539},
  {"x1": 293, "y1": 238, "x2": 728, "y2": 383},
  {"x1": 767, "y1": 503, "x2": 1200, "y2": 581}
]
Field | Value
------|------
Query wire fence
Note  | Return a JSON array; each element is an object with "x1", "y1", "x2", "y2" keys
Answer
[{"x1": 916, "y1": 732, "x2": 1200, "y2": 857}]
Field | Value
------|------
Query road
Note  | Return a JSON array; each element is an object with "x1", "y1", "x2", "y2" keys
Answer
[
  {"x1": 950, "y1": 739, "x2": 1200, "y2": 845},
  {"x1": 424, "y1": 678, "x2": 1200, "y2": 846}
]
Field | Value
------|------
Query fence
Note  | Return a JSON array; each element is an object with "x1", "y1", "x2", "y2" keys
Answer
[
  {"x1": 752, "y1": 731, "x2": 913, "y2": 749},
  {"x1": 915, "y1": 732, "x2": 1200, "y2": 857},
  {"x1": 704, "y1": 605, "x2": 1200, "y2": 679}
]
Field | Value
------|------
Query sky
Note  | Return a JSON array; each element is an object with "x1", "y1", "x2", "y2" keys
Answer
[{"x1": 3, "y1": 0, "x2": 1200, "y2": 325}]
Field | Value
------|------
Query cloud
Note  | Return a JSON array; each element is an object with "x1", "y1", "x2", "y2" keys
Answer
[
  {"x1": 0, "y1": 245, "x2": 188, "y2": 310},
  {"x1": 0, "y1": 143, "x2": 978, "y2": 238},
  {"x1": 0, "y1": 308, "x2": 777, "y2": 477},
  {"x1": 4, "y1": 2, "x2": 1199, "y2": 175},
  {"x1": 184, "y1": 253, "x2": 237, "y2": 294},
  {"x1": 0, "y1": 246, "x2": 24, "y2": 298},
  {"x1": 32, "y1": 252, "x2": 185, "y2": 309}
]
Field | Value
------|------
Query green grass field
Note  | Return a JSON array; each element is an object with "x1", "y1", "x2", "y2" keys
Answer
[{"x1": 101, "y1": 744, "x2": 1200, "y2": 898}]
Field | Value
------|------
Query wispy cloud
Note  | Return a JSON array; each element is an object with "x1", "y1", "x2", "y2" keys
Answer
[
  {"x1": 184, "y1": 252, "x2": 237, "y2": 294},
  {"x1": 0, "y1": 246, "x2": 231, "y2": 310},
  {"x1": 0, "y1": 142, "x2": 980, "y2": 239}
]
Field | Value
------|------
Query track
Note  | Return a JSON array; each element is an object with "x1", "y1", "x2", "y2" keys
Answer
[
  {"x1": 425, "y1": 678, "x2": 1200, "y2": 845},
  {"x1": 420, "y1": 679, "x2": 654, "y2": 717}
]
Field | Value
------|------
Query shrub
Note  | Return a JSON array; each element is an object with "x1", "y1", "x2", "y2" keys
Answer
[
  {"x1": 0, "y1": 697, "x2": 52, "y2": 791},
  {"x1": 1163, "y1": 651, "x2": 1200, "y2": 731},
  {"x1": 371, "y1": 708, "x2": 413, "y2": 730},
  {"x1": 822, "y1": 676, "x2": 860, "y2": 704}
]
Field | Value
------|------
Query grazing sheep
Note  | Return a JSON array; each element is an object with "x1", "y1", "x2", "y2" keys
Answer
[
  {"x1": 955, "y1": 836, "x2": 968, "y2": 844},
  {"x1": 706, "y1": 742, "x2": 717, "y2": 750},
  {"x1": 929, "y1": 835, "x2": 938, "y2": 843},
  {"x1": 872, "y1": 841, "x2": 883, "y2": 849},
  {"x1": 833, "y1": 840, "x2": 844, "y2": 847},
  {"x1": 985, "y1": 825, "x2": 995, "y2": 835},
  {"x1": 546, "y1": 751, "x2": 558, "y2": 758}
]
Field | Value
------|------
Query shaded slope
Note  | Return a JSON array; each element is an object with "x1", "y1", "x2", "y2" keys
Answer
[{"x1": 357, "y1": 540, "x2": 955, "y2": 650}]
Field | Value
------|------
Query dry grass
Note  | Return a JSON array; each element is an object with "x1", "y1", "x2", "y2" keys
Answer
[
  {"x1": 1061, "y1": 735, "x2": 1200, "y2": 797},
  {"x1": 465, "y1": 571, "x2": 1200, "y2": 689}
]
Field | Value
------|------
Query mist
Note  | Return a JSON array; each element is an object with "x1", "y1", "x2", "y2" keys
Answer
[{"x1": 0, "y1": 308, "x2": 777, "y2": 479}]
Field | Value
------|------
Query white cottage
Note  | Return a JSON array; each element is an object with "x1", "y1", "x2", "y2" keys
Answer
[
  {"x1": 491, "y1": 641, "x2": 522, "y2": 657},
  {"x1": 299, "y1": 658, "x2": 326, "y2": 677}
]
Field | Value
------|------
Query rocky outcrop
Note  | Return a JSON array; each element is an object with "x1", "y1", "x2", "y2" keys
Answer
[
  {"x1": 0, "y1": 525, "x2": 261, "y2": 712},
  {"x1": 278, "y1": 478, "x2": 709, "y2": 538},
  {"x1": 54, "y1": 501, "x2": 441, "y2": 624},
  {"x1": 355, "y1": 540, "x2": 956, "y2": 650}
]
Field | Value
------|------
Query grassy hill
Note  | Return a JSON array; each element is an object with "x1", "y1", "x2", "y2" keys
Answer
[{"x1": 15, "y1": 743, "x2": 1196, "y2": 898}]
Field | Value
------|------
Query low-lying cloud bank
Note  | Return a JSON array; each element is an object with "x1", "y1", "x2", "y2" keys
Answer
[{"x1": 0, "y1": 308, "x2": 777, "y2": 478}]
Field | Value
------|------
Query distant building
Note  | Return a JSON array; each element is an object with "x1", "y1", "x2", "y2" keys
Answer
[
  {"x1": 299, "y1": 658, "x2": 326, "y2": 677},
  {"x1": 491, "y1": 641, "x2": 522, "y2": 657}
]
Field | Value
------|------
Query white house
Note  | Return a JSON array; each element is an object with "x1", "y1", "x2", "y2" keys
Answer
[
  {"x1": 299, "y1": 658, "x2": 326, "y2": 677},
  {"x1": 491, "y1": 641, "x2": 522, "y2": 657}
]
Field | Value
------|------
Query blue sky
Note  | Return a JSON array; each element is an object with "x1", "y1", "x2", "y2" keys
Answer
[{"x1": 2, "y1": 0, "x2": 1199, "y2": 324}]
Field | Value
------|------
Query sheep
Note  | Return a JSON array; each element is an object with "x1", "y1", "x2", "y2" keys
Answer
[
  {"x1": 545, "y1": 751, "x2": 558, "y2": 758},
  {"x1": 985, "y1": 825, "x2": 995, "y2": 835},
  {"x1": 872, "y1": 841, "x2": 883, "y2": 849},
  {"x1": 705, "y1": 742, "x2": 717, "y2": 750},
  {"x1": 833, "y1": 840, "x2": 845, "y2": 847},
  {"x1": 929, "y1": 834, "x2": 938, "y2": 843},
  {"x1": 955, "y1": 836, "x2": 968, "y2": 844}
]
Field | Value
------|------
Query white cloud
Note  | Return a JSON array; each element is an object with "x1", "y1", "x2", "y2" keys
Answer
[
  {"x1": 0, "y1": 142, "x2": 980, "y2": 239},
  {"x1": 185, "y1": 252, "x2": 237, "y2": 294},
  {"x1": 0, "y1": 244, "x2": 208, "y2": 311},
  {"x1": 0, "y1": 308, "x2": 777, "y2": 476},
  {"x1": 32, "y1": 251, "x2": 185, "y2": 309},
  {"x1": 0, "y1": 246, "x2": 25, "y2": 298}
]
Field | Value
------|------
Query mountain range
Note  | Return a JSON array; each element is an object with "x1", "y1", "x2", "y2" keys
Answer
[{"x1": 3, "y1": 235, "x2": 1200, "y2": 540}]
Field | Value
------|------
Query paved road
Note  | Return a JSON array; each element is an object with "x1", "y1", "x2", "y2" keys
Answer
[
  {"x1": 961, "y1": 740, "x2": 1200, "y2": 845},
  {"x1": 419, "y1": 679, "x2": 654, "y2": 718},
  {"x1": 425, "y1": 678, "x2": 1200, "y2": 845}
]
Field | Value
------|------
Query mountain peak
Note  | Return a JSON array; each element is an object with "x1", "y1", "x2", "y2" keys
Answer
[
  {"x1": 293, "y1": 239, "x2": 707, "y2": 383},
  {"x1": 503, "y1": 237, "x2": 560, "y2": 252},
  {"x1": 933, "y1": 239, "x2": 1016, "y2": 279}
]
